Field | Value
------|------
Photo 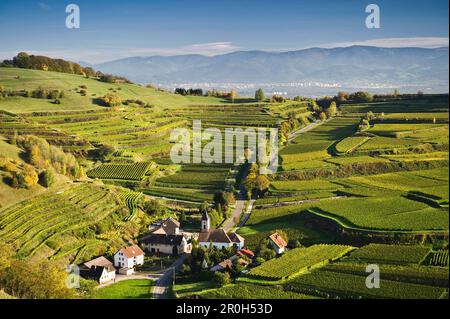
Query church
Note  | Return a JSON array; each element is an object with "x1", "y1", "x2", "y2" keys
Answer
[{"x1": 197, "y1": 211, "x2": 244, "y2": 250}]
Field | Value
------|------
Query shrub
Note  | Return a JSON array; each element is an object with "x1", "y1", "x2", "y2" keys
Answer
[
  {"x1": 12, "y1": 164, "x2": 38, "y2": 188},
  {"x1": 100, "y1": 93, "x2": 121, "y2": 107},
  {"x1": 39, "y1": 168, "x2": 55, "y2": 187},
  {"x1": 213, "y1": 271, "x2": 231, "y2": 287}
]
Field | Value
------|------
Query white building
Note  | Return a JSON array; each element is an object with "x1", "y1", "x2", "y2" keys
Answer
[
  {"x1": 268, "y1": 232, "x2": 287, "y2": 254},
  {"x1": 80, "y1": 256, "x2": 116, "y2": 284},
  {"x1": 197, "y1": 211, "x2": 244, "y2": 250},
  {"x1": 141, "y1": 217, "x2": 191, "y2": 255},
  {"x1": 114, "y1": 245, "x2": 145, "y2": 271},
  {"x1": 142, "y1": 233, "x2": 189, "y2": 255}
]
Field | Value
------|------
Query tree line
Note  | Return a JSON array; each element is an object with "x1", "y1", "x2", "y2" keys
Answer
[{"x1": 1, "y1": 52, "x2": 131, "y2": 83}]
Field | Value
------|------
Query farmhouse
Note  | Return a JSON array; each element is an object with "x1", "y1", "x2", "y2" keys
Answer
[
  {"x1": 268, "y1": 232, "x2": 288, "y2": 254},
  {"x1": 210, "y1": 259, "x2": 233, "y2": 272},
  {"x1": 141, "y1": 217, "x2": 191, "y2": 255},
  {"x1": 237, "y1": 248, "x2": 255, "y2": 259},
  {"x1": 197, "y1": 211, "x2": 244, "y2": 250},
  {"x1": 149, "y1": 217, "x2": 181, "y2": 235},
  {"x1": 79, "y1": 256, "x2": 116, "y2": 284},
  {"x1": 113, "y1": 245, "x2": 145, "y2": 272},
  {"x1": 210, "y1": 255, "x2": 250, "y2": 272},
  {"x1": 141, "y1": 233, "x2": 189, "y2": 255}
]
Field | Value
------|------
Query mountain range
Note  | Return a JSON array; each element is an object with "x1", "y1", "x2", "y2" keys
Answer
[{"x1": 93, "y1": 46, "x2": 449, "y2": 93}]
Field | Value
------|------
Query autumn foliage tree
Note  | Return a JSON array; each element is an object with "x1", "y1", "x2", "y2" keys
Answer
[
  {"x1": 9, "y1": 163, "x2": 38, "y2": 189},
  {"x1": 230, "y1": 89, "x2": 237, "y2": 103},
  {"x1": 17, "y1": 135, "x2": 84, "y2": 179},
  {"x1": 100, "y1": 93, "x2": 122, "y2": 107}
]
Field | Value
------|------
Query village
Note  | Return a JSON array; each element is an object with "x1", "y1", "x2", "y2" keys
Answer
[{"x1": 78, "y1": 210, "x2": 288, "y2": 293}]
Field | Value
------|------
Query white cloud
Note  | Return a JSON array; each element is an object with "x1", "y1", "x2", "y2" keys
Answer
[
  {"x1": 315, "y1": 37, "x2": 449, "y2": 49},
  {"x1": 38, "y1": 2, "x2": 51, "y2": 10}
]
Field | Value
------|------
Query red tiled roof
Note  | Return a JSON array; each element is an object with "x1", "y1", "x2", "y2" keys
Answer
[
  {"x1": 119, "y1": 245, "x2": 144, "y2": 258},
  {"x1": 268, "y1": 232, "x2": 287, "y2": 249},
  {"x1": 239, "y1": 248, "x2": 255, "y2": 258}
]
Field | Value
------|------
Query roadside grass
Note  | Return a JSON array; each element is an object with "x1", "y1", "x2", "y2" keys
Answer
[
  {"x1": 173, "y1": 281, "x2": 216, "y2": 298},
  {"x1": 93, "y1": 279, "x2": 154, "y2": 299}
]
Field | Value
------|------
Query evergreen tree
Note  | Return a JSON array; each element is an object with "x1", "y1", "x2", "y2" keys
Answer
[{"x1": 255, "y1": 88, "x2": 265, "y2": 101}]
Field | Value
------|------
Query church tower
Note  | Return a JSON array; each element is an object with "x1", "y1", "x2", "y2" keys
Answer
[{"x1": 201, "y1": 210, "x2": 210, "y2": 232}]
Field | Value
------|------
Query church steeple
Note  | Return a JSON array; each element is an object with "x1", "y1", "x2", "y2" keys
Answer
[{"x1": 201, "y1": 210, "x2": 210, "y2": 232}]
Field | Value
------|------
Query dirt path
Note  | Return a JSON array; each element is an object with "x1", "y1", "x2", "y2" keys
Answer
[
  {"x1": 253, "y1": 195, "x2": 347, "y2": 209},
  {"x1": 287, "y1": 119, "x2": 329, "y2": 142}
]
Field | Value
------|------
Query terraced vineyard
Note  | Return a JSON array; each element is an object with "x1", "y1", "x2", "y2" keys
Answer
[
  {"x1": 87, "y1": 161, "x2": 154, "y2": 180},
  {"x1": 0, "y1": 184, "x2": 126, "y2": 259},
  {"x1": 119, "y1": 190, "x2": 143, "y2": 221},
  {"x1": 284, "y1": 269, "x2": 446, "y2": 299},
  {"x1": 423, "y1": 249, "x2": 449, "y2": 267},
  {"x1": 347, "y1": 244, "x2": 430, "y2": 265},
  {"x1": 200, "y1": 283, "x2": 319, "y2": 299},
  {"x1": 248, "y1": 244, "x2": 354, "y2": 280},
  {"x1": 0, "y1": 66, "x2": 448, "y2": 300}
]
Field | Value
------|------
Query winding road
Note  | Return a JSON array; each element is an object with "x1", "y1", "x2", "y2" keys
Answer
[{"x1": 152, "y1": 254, "x2": 188, "y2": 299}]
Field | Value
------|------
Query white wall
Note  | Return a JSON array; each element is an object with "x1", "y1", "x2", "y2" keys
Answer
[
  {"x1": 114, "y1": 252, "x2": 144, "y2": 268},
  {"x1": 99, "y1": 269, "x2": 115, "y2": 284}
]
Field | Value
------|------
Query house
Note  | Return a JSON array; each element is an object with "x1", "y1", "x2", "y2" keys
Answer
[
  {"x1": 141, "y1": 217, "x2": 191, "y2": 255},
  {"x1": 210, "y1": 257, "x2": 250, "y2": 272},
  {"x1": 197, "y1": 211, "x2": 244, "y2": 250},
  {"x1": 80, "y1": 256, "x2": 116, "y2": 284},
  {"x1": 149, "y1": 217, "x2": 180, "y2": 235},
  {"x1": 141, "y1": 233, "x2": 189, "y2": 255},
  {"x1": 268, "y1": 232, "x2": 288, "y2": 254},
  {"x1": 114, "y1": 245, "x2": 145, "y2": 272},
  {"x1": 237, "y1": 248, "x2": 255, "y2": 259},
  {"x1": 210, "y1": 259, "x2": 233, "y2": 272}
]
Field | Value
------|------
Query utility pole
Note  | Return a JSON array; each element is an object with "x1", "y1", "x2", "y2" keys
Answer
[{"x1": 172, "y1": 267, "x2": 176, "y2": 286}]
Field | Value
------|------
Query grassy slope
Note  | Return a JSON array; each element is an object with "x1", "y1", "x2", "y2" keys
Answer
[
  {"x1": 0, "y1": 67, "x2": 231, "y2": 113},
  {"x1": 0, "y1": 136, "x2": 23, "y2": 161}
]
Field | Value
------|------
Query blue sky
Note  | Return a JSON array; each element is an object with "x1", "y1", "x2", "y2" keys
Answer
[{"x1": 0, "y1": 0, "x2": 448, "y2": 63}]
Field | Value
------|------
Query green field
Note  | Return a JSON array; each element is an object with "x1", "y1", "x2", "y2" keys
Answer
[
  {"x1": 284, "y1": 269, "x2": 445, "y2": 299},
  {"x1": 248, "y1": 245, "x2": 354, "y2": 280},
  {"x1": 200, "y1": 283, "x2": 319, "y2": 299},
  {"x1": 0, "y1": 68, "x2": 231, "y2": 113},
  {"x1": 93, "y1": 279, "x2": 154, "y2": 299},
  {"x1": 347, "y1": 244, "x2": 430, "y2": 265},
  {"x1": 281, "y1": 117, "x2": 359, "y2": 166}
]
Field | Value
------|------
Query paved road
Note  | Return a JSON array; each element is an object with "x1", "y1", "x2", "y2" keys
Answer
[
  {"x1": 236, "y1": 199, "x2": 255, "y2": 229},
  {"x1": 152, "y1": 254, "x2": 188, "y2": 299},
  {"x1": 222, "y1": 199, "x2": 245, "y2": 231}
]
